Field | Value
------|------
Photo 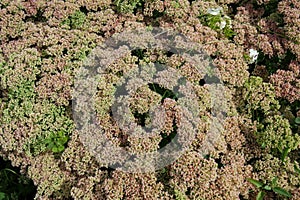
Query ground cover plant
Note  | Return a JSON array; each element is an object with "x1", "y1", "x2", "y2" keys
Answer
[{"x1": 0, "y1": 0, "x2": 300, "y2": 199}]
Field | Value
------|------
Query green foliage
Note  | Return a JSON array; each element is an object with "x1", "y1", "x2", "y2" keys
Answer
[
  {"x1": 247, "y1": 178, "x2": 264, "y2": 188},
  {"x1": 174, "y1": 189, "x2": 187, "y2": 200},
  {"x1": 256, "y1": 50, "x2": 296, "y2": 75},
  {"x1": 259, "y1": 0, "x2": 280, "y2": 18},
  {"x1": 256, "y1": 115, "x2": 300, "y2": 155},
  {"x1": 295, "y1": 117, "x2": 300, "y2": 124},
  {"x1": 148, "y1": 83, "x2": 180, "y2": 102},
  {"x1": 247, "y1": 177, "x2": 292, "y2": 199},
  {"x1": 170, "y1": 0, "x2": 181, "y2": 9},
  {"x1": 7, "y1": 80, "x2": 36, "y2": 100},
  {"x1": 113, "y1": 0, "x2": 144, "y2": 13},
  {"x1": 24, "y1": 101, "x2": 74, "y2": 156},
  {"x1": 199, "y1": 10, "x2": 236, "y2": 39},
  {"x1": 256, "y1": 191, "x2": 266, "y2": 200},
  {"x1": 44, "y1": 131, "x2": 69, "y2": 153},
  {"x1": 2, "y1": 81, "x2": 35, "y2": 124},
  {"x1": 61, "y1": 10, "x2": 86, "y2": 29},
  {"x1": 272, "y1": 187, "x2": 292, "y2": 198},
  {"x1": 0, "y1": 158, "x2": 36, "y2": 200},
  {"x1": 242, "y1": 76, "x2": 280, "y2": 119},
  {"x1": 294, "y1": 162, "x2": 300, "y2": 174},
  {"x1": 27, "y1": 130, "x2": 70, "y2": 155},
  {"x1": 240, "y1": 76, "x2": 300, "y2": 159},
  {"x1": 0, "y1": 192, "x2": 6, "y2": 200}
]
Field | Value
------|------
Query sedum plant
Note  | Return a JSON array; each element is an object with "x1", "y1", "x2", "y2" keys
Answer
[
  {"x1": 61, "y1": 10, "x2": 86, "y2": 29},
  {"x1": 113, "y1": 0, "x2": 144, "y2": 13}
]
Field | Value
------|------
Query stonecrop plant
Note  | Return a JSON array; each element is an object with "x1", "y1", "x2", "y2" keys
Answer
[{"x1": 1, "y1": 0, "x2": 300, "y2": 199}]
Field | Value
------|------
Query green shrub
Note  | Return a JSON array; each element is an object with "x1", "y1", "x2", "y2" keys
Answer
[
  {"x1": 113, "y1": 0, "x2": 144, "y2": 13},
  {"x1": 198, "y1": 7, "x2": 236, "y2": 39},
  {"x1": 61, "y1": 10, "x2": 86, "y2": 29},
  {"x1": 0, "y1": 157, "x2": 36, "y2": 200},
  {"x1": 247, "y1": 177, "x2": 292, "y2": 200}
]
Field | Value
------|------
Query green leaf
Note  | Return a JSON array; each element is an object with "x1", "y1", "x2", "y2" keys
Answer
[
  {"x1": 47, "y1": 142, "x2": 55, "y2": 149},
  {"x1": 294, "y1": 163, "x2": 300, "y2": 174},
  {"x1": 271, "y1": 177, "x2": 278, "y2": 187},
  {"x1": 52, "y1": 144, "x2": 65, "y2": 153},
  {"x1": 52, "y1": 146, "x2": 59, "y2": 153},
  {"x1": 256, "y1": 191, "x2": 265, "y2": 200},
  {"x1": 60, "y1": 135, "x2": 69, "y2": 144},
  {"x1": 57, "y1": 145, "x2": 65, "y2": 152},
  {"x1": 263, "y1": 185, "x2": 272, "y2": 191},
  {"x1": 295, "y1": 117, "x2": 300, "y2": 124},
  {"x1": 281, "y1": 148, "x2": 290, "y2": 162},
  {"x1": 247, "y1": 178, "x2": 264, "y2": 188},
  {"x1": 0, "y1": 192, "x2": 6, "y2": 200},
  {"x1": 272, "y1": 187, "x2": 292, "y2": 198}
]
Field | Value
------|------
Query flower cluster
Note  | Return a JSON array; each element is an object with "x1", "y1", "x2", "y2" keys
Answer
[
  {"x1": 270, "y1": 61, "x2": 300, "y2": 103},
  {"x1": 1, "y1": 0, "x2": 300, "y2": 199}
]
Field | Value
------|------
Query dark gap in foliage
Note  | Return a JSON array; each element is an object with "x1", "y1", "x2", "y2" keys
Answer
[
  {"x1": 0, "y1": 156, "x2": 37, "y2": 200},
  {"x1": 152, "y1": 9, "x2": 165, "y2": 18},
  {"x1": 131, "y1": 49, "x2": 146, "y2": 60},
  {"x1": 158, "y1": 120, "x2": 177, "y2": 149},
  {"x1": 155, "y1": 165, "x2": 174, "y2": 198},
  {"x1": 24, "y1": 8, "x2": 47, "y2": 23},
  {"x1": 0, "y1": 89, "x2": 8, "y2": 102},
  {"x1": 62, "y1": 48, "x2": 68, "y2": 56},
  {"x1": 166, "y1": 51, "x2": 174, "y2": 57},
  {"x1": 239, "y1": 194, "x2": 249, "y2": 200},
  {"x1": 247, "y1": 63, "x2": 256, "y2": 74},
  {"x1": 251, "y1": 108, "x2": 265, "y2": 123},
  {"x1": 260, "y1": 0, "x2": 280, "y2": 18},
  {"x1": 136, "y1": 1, "x2": 146, "y2": 15},
  {"x1": 199, "y1": 78, "x2": 205, "y2": 86},
  {"x1": 246, "y1": 156, "x2": 263, "y2": 166},
  {"x1": 288, "y1": 100, "x2": 300, "y2": 117},
  {"x1": 187, "y1": 0, "x2": 196, "y2": 5},
  {"x1": 100, "y1": 166, "x2": 116, "y2": 178},
  {"x1": 255, "y1": 50, "x2": 296, "y2": 75},
  {"x1": 203, "y1": 154, "x2": 210, "y2": 160},
  {"x1": 79, "y1": 6, "x2": 89, "y2": 15},
  {"x1": 227, "y1": 3, "x2": 239, "y2": 17},
  {"x1": 133, "y1": 111, "x2": 148, "y2": 127},
  {"x1": 148, "y1": 83, "x2": 179, "y2": 102},
  {"x1": 185, "y1": 187, "x2": 191, "y2": 196},
  {"x1": 115, "y1": 70, "x2": 124, "y2": 77},
  {"x1": 214, "y1": 157, "x2": 224, "y2": 169},
  {"x1": 7, "y1": 35, "x2": 21, "y2": 42},
  {"x1": 148, "y1": 20, "x2": 161, "y2": 28},
  {"x1": 66, "y1": 100, "x2": 73, "y2": 120}
]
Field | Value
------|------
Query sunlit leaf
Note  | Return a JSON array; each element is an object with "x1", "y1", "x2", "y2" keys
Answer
[
  {"x1": 256, "y1": 191, "x2": 265, "y2": 200},
  {"x1": 273, "y1": 187, "x2": 292, "y2": 198},
  {"x1": 247, "y1": 178, "x2": 264, "y2": 188}
]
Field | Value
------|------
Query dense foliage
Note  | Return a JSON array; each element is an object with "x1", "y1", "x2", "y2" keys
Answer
[{"x1": 0, "y1": 0, "x2": 299, "y2": 199}]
